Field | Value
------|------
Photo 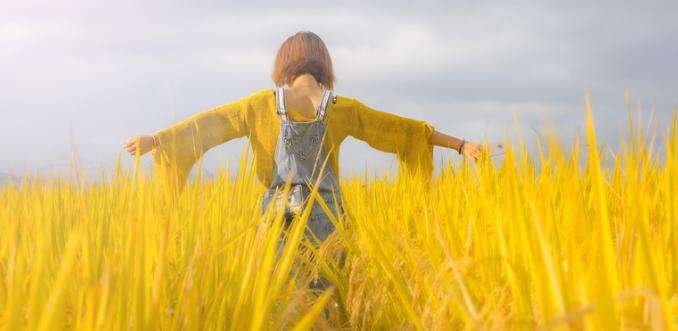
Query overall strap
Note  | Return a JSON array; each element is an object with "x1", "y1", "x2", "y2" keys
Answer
[
  {"x1": 275, "y1": 86, "x2": 288, "y2": 121},
  {"x1": 316, "y1": 89, "x2": 333, "y2": 121}
]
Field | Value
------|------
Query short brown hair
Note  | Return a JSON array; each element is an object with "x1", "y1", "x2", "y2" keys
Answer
[{"x1": 272, "y1": 31, "x2": 335, "y2": 89}]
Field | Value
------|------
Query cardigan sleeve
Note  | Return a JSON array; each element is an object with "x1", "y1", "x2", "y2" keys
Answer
[
  {"x1": 151, "y1": 95, "x2": 250, "y2": 192},
  {"x1": 347, "y1": 98, "x2": 435, "y2": 181}
]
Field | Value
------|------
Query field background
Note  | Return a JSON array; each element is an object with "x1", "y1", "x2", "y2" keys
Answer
[{"x1": 0, "y1": 108, "x2": 676, "y2": 330}]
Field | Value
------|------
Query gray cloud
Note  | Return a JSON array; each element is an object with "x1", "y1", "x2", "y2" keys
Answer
[{"x1": 1, "y1": 0, "x2": 676, "y2": 179}]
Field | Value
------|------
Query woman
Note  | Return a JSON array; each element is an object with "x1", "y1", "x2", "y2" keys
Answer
[{"x1": 123, "y1": 31, "x2": 485, "y2": 242}]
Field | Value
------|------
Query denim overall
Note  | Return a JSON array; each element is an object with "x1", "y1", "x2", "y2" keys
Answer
[{"x1": 261, "y1": 86, "x2": 344, "y2": 245}]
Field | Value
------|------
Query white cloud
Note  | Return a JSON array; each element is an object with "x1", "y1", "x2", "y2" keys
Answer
[{"x1": 0, "y1": 0, "x2": 675, "y2": 178}]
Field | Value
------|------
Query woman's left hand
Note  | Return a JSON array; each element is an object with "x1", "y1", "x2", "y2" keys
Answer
[{"x1": 123, "y1": 134, "x2": 155, "y2": 156}]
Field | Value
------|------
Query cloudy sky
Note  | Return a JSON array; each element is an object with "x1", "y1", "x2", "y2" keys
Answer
[{"x1": 1, "y1": 0, "x2": 676, "y2": 180}]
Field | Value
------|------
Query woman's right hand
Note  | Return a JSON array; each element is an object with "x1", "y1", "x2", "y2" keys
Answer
[
  {"x1": 460, "y1": 141, "x2": 505, "y2": 161},
  {"x1": 123, "y1": 135, "x2": 156, "y2": 156},
  {"x1": 460, "y1": 140, "x2": 483, "y2": 161}
]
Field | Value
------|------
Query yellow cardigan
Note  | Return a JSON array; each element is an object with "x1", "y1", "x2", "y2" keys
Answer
[{"x1": 152, "y1": 88, "x2": 435, "y2": 190}]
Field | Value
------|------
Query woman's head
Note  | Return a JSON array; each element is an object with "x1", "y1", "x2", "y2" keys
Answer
[{"x1": 272, "y1": 31, "x2": 335, "y2": 89}]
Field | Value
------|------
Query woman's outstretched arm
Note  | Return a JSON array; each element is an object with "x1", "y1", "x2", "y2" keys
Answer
[
  {"x1": 122, "y1": 93, "x2": 252, "y2": 191},
  {"x1": 347, "y1": 98, "x2": 484, "y2": 162},
  {"x1": 429, "y1": 130, "x2": 483, "y2": 161},
  {"x1": 346, "y1": 98, "x2": 485, "y2": 182},
  {"x1": 345, "y1": 98, "x2": 434, "y2": 179}
]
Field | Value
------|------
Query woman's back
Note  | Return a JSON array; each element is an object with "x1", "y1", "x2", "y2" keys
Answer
[{"x1": 282, "y1": 83, "x2": 325, "y2": 121}]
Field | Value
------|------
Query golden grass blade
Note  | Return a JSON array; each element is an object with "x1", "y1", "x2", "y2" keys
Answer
[{"x1": 290, "y1": 288, "x2": 334, "y2": 331}]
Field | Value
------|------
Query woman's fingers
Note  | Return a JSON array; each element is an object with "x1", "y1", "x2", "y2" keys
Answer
[
  {"x1": 123, "y1": 135, "x2": 155, "y2": 157},
  {"x1": 123, "y1": 138, "x2": 138, "y2": 155},
  {"x1": 461, "y1": 141, "x2": 499, "y2": 162},
  {"x1": 469, "y1": 145, "x2": 482, "y2": 162},
  {"x1": 123, "y1": 138, "x2": 136, "y2": 148},
  {"x1": 123, "y1": 136, "x2": 142, "y2": 155}
]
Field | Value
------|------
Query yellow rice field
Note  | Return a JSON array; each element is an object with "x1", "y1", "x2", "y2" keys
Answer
[{"x1": 0, "y1": 104, "x2": 676, "y2": 330}]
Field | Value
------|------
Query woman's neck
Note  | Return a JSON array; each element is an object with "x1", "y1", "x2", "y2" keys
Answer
[
  {"x1": 289, "y1": 74, "x2": 321, "y2": 90},
  {"x1": 285, "y1": 74, "x2": 324, "y2": 118}
]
